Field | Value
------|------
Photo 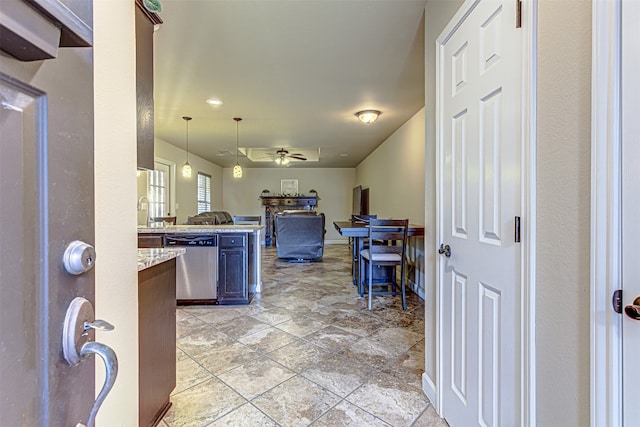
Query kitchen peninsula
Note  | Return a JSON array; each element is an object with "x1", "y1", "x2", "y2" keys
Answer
[
  {"x1": 138, "y1": 224, "x2": 264, "y2": 305},
  {"x1": 137, "y1": 247, "x2": 184, "y2": 426}
]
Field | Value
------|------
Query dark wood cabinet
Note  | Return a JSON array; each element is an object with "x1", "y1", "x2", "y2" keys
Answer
[
  {"x1": 218, "y1": 234, "x2": 252, "y2": 304},
  {"x1": 138, "y1": 233, "x2": 164, "y2": 248},
  {"x1": 135, "y1": 0, "x2": 162, "y2": 170},
  {"x1": 138, "y1": 259, "x2": 176, "y2": 426}
]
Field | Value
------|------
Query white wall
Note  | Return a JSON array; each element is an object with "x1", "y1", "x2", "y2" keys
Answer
[
  {"x1": 152, "y1": 138, "x2": 223, "y2": 224},
  {"x1": 536, "y1": 1, "x2": 591, "y2": 425},
  {"x1": 222, "y1": 168, "x2": 355, "y2": 242},
  {"x1": 94, "y1": 0, "x2": 139, "y2": 424}
]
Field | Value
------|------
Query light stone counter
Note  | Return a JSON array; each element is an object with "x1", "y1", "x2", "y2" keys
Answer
[
  {"x1": 137, "y1": 225, "x2": 264, "y2": 234},
  {"x1": 137, "y1": 248, "x2": 186, "y2": 271}
]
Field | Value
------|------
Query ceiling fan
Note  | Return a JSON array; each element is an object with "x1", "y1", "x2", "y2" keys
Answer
[{"x1": 274, "y1": 148, "x2": 307, "y2": 165}]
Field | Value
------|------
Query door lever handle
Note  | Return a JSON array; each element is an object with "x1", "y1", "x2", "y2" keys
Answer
[
  {"x1": 438, "y1": 243, "x2": 451, "y2": 257},
  {"x1": 78, "y1": 342, "x2": 118, "y2": 427},
  {"x1": 625, "y1": 297, "x2": 640, "y2": 320}
]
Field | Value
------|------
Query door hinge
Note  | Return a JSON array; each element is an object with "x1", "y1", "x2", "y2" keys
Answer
[
  {"x1": 516, "y1": 0, "x2": 522, "y2": 28},
  {"x1": 613, "y1": 289, "x2": 623, "y2": 314},
  {"x1": 514, "y1": 216, "x2": 521, "y2": 243}
]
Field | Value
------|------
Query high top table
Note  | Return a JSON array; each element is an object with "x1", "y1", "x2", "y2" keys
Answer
[{"x1": 333, "y1": 220, "x2": 425, "y2": 284}]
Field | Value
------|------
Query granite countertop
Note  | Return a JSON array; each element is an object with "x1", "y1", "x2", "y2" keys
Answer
[
  {"x1": 137, "y1": 225, "x2": 264, "y2": 234},
  {"x1": 138, "y1": 248, "x2": 186, "y2": 271}
]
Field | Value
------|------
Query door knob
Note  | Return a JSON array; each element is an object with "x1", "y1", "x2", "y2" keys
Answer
[
  {"x1": 438, "y1": 243, "x2": 451, "y2": 257},
  {"x1": 625, "y1": 297, "x2": 640, "y2": 320}
]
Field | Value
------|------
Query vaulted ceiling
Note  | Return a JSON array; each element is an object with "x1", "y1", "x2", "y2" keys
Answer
[{"x1": 153, "y1": 0, "x2": 427, "y2": 168}]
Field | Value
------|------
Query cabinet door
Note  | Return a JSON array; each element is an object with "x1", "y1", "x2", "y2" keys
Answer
[{"x1": 218, "y1": 248, "x2": 247, "y2": 304}]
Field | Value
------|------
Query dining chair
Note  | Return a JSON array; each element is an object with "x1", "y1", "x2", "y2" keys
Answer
[
  {"x1": 233, "y1": 215, "x2": 262, "y2": 225},
  {"x1": 358, "y1": 218, "x2": 408, "y2": 310}
]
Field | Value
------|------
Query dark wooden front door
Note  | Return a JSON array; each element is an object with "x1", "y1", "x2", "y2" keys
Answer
[{"x1": 0, "y1": 1, "x2": 101, "y2": 425}]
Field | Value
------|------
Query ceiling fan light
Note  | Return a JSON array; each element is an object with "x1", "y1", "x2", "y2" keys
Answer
[
  {"x1": 282, "y1": 157, "x2": 290, "y2": 165},
  {"x1": 355, "y1": 109, "x2": 381, "y2": 124},
  {"x1": 233, "y1": 164, "x2": 243, "y2": 178}
]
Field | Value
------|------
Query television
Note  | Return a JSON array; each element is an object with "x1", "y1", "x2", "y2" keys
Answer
[{"x1": 352, "y1": 185, "x2": 370, "y2": 217}]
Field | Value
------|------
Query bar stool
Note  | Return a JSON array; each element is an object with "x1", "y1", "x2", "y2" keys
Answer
[{"x1": 358, "y1": 218, "x2": 408, "y2": 310}]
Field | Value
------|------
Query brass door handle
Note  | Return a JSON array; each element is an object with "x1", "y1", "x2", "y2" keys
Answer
[{"x1": 625, "y1": 297, "x2": 640, "y2": 320}]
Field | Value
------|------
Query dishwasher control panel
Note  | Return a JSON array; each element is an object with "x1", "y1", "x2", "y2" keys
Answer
[{"x1": 165, "y1": 234, "x2": 217, "y2": 246}]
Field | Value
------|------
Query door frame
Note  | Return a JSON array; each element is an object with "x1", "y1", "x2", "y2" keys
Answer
[
  {"x1": 433, "y1": 0, "x2": 538, "y2": 425},
  {"x1": 590, "y1": 0, "x2": 622, "y2": 426}
]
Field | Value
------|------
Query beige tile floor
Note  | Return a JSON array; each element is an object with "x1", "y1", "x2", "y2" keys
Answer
[{"x1": 161, "y1": 244, "x2": 449, "y2": 427}]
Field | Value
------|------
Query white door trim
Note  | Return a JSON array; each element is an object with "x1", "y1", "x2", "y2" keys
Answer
[
  {"x1": 590, "y1": 0, "x2": 622, "y2": 426},
  {"x1": 519, "y1": 1, "x2": 537, "y2": 426},
  {"x1": 432, "y1": 1, "x2": 537, "y2": 425}
]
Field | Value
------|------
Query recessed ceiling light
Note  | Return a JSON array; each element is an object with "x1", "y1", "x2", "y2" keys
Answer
[
  {"x1": 206, "y1": 98, "x2": 223, "y2": 106},
  {"x1": 339, "y1": 153, "x2": 349, "y2": 157}
]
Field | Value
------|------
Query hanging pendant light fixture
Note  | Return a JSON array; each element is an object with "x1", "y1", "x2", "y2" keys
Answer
[
  {"x1": 181, "y1": 116, "x2": 193, "y2": 178},
  {"x1": 233, "y1": 117, "x2": 243, "y2": 178}
]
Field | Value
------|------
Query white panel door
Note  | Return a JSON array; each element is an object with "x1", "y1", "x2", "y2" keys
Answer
[
  {"x1": 622, "y1": 0, "x2": 640, "y2": 423},
  {"x1": 437, "y1": 0, "x2": 522, "y2": 426}
]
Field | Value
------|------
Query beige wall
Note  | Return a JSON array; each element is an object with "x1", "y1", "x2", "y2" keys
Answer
[
  {"x1": 356, "y1": 108, "x2": 426, "y2": 225},
  {"x1": 222, "y1": 168, "x2": 355, "y2": 242},
  {"x1": 355, "y1": 108, "x2": 427, "y2": 297},
  {"x1": 536, "y1": 0, "x2": 592, "y2": 425},
  {"x1": 153, "y1": 138, "x2": 223, "y2": 224},
  {"x1": 422, "y1": 0, "x2": 466, "y2": 400},
  {"x1": 94, "y1": 0, "x2": 139, "y2": 423}
]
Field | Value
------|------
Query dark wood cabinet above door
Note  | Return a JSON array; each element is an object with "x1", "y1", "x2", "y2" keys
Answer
[{"x1": 135, "y1": 0, "x2": 162, "y2": 170}]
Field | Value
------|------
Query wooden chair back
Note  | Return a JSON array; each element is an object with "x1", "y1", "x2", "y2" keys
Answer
[{"x1": 367, "y1": 218, "x2": 408, "y2": 257}]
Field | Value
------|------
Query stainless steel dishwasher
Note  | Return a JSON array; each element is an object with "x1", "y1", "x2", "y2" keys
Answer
[{"x1": 164, "y1": 234, "x2": 218, "y2": 304}]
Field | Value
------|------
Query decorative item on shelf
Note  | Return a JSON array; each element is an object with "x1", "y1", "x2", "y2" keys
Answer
[
  {"x1": 355, "y1": 109, "x2": 381, "y2": 124},
  {"x1": 142, "y1": 0, "x2": 162, "y2": 13},
  {"x1": 309, "y1": 189, "x2": 317, "y2": 196},
  {"x1": 181, "y1": 116, "x2": 192, "y2": 178},
  {"x1": 261, "y1": 189, "x2": 270, "y2": 196},
  {"x1": 280, "y1": 179, "x2": 298, "y2": 195},
  {"x1": 233, "y1": 117, "x2": 243, "y2": 178}
]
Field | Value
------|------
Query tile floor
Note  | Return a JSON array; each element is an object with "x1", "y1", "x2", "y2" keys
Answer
[{"x1": 162, "y1": 244, "x2": 449, "y2": 427}]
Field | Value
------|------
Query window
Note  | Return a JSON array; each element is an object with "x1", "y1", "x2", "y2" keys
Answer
[
  {"x1": 197, "y1": 172, "x2": 211, "y2": 213},
  {"x1": 148, "y1": 169, "x2": 168, "y2": 218}
]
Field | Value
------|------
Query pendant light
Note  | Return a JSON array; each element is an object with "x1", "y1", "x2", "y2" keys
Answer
[
  {"x1": 181, "y1": 116, "x2": 193, "y2": 178},
  {"x1": 233, "y1": 117, "x2": 243, "y2": 178}
]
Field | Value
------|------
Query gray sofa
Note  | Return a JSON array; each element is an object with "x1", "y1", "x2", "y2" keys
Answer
[
  {"x1": 186, "y1": 211, "x2": 233, "y2": 225},
  {"x1": 274, "y1": 211, "x2": 325, "y2": 261}
]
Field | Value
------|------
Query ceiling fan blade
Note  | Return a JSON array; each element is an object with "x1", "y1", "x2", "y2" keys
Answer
[{"x1": 289, "y1": 155, "x2": 307, "y2": 161}]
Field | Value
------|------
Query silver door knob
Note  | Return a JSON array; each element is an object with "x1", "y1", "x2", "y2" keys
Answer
[
  {"x1": 438, "y1": 243, "x2": 451, "y2": 257},
  {"x1": 625, "y1": 297, "x2": 640, "y2": 320},
  {"x1": 63, "y1": 240, "x2": 96, "y2": 275}
]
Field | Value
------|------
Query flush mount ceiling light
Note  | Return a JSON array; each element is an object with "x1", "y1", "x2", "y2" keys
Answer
[
  {"x1": 206, "y1": 98, "x2": 223, "y2": 106},
  {"x1": 233, "y1": 117, "x2": 243, "y2": 178},
  {"x1": 181, "y1": 116, "x2": 192, "y2": 178},
  {"x1": 355, "y1": 109, "x2": 381, "y2": 124}
]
